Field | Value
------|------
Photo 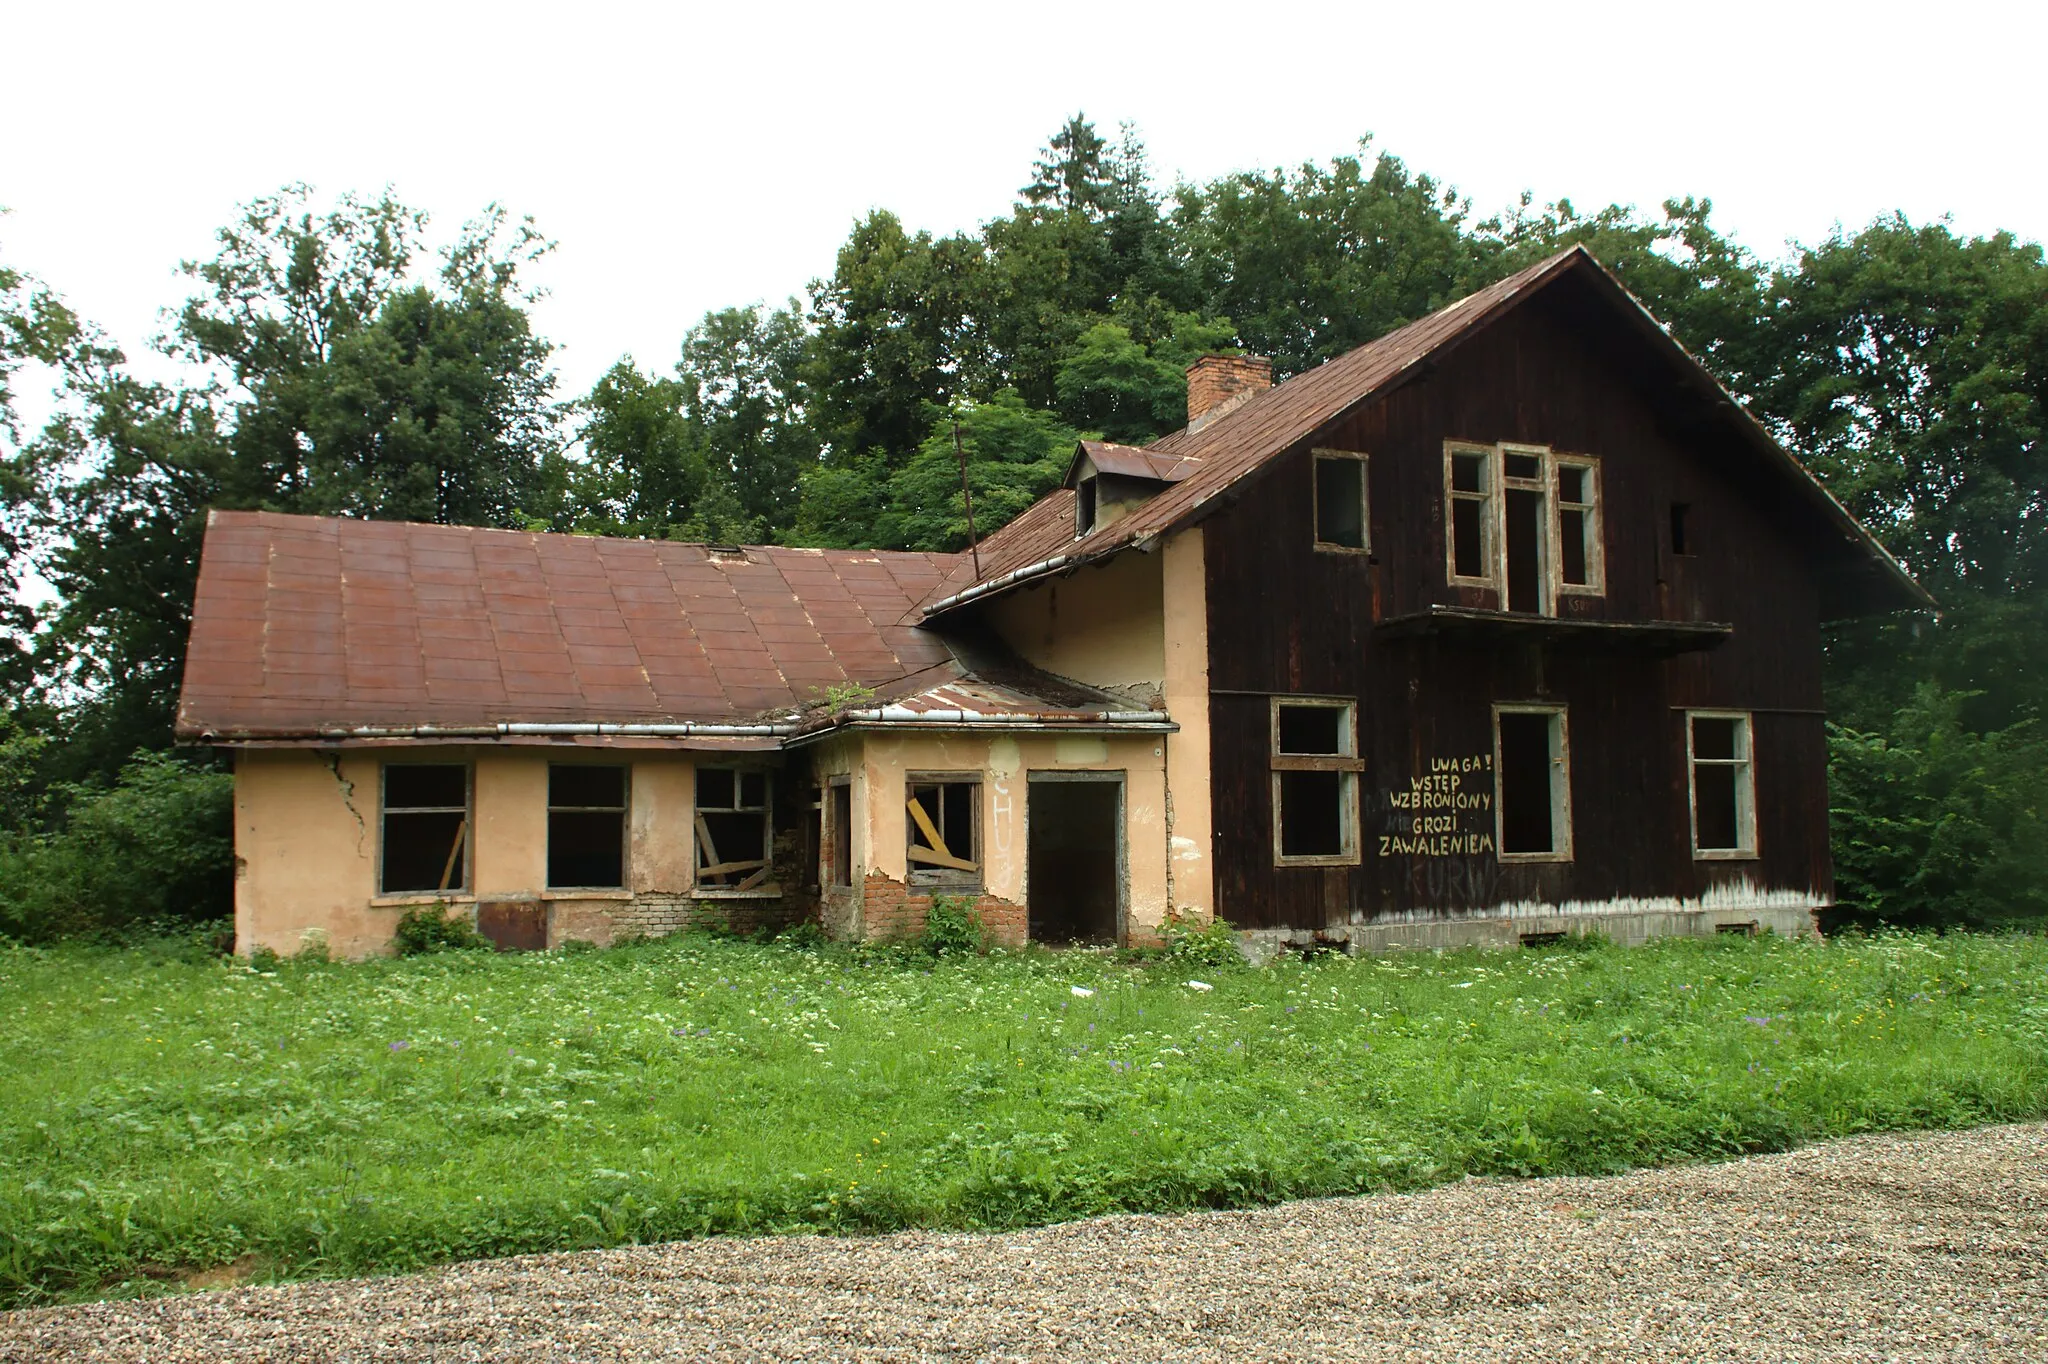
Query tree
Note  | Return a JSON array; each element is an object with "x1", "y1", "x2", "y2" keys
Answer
[
  {"x1": 1054, "y1": 310, "x2": 1235, "y2": 444},
  {"x1": 12, "y1": 187, "x2": 562, "y2": 772},
  {"x1": 566, "y1": 360, "x2": 705, "y2": 537},
  {"x1": 678, "y1": 303, "x2": 812, "y2": 541},
  {"x1": 1020, "y1": 114, "x2": 1114, "y2": 218},
  {"x1": 876, "y1": 391, "x2": 1078, "y2": 551}
]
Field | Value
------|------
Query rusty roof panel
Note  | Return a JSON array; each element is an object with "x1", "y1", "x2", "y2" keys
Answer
[{"x1": 178, "y1": 512, "x2": 960, "y2": 741}]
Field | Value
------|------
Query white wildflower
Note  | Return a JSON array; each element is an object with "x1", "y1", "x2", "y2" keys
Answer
[{"x1": 1070, "y1": 986, "x2": 1095, "y2": 998}]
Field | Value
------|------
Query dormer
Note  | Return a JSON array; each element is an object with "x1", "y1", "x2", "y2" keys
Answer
[{"x1": 1066, "y1": 441, "x2": 1202, "y2": 538}]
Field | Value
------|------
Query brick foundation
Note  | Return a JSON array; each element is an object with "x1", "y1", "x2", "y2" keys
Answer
[{"x1": 860, "y1": 872, "x2": 1026, "y2": 947}]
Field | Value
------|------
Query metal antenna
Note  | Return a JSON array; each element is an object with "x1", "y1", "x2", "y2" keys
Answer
[{"x1": 953, "y1": 418, "x2": 982, "y2": 579}]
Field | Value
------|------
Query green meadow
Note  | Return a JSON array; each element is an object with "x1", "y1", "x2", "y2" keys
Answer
[{"x1": 3, "y1": 928, "x2": 2045, "y2": 1306}]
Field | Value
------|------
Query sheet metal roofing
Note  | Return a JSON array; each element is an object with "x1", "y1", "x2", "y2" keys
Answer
[
  {"x1": 176, "y1": 512, "x2": 962, "y2": 741},
  {"x1": 1068, "y1": 440, "x2": 1203, "y2": 486},
  {"x1": 917, "y1": 246, "x2": 1930, "y2": 620}
]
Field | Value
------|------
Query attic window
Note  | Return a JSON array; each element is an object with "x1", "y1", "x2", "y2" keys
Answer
[
  {"x1": 1313, "y1": 449, "x2": 1369, "y2": 551},
  {"x1": 1076, "y1": 477, "x2": 1098, "y2": 537},
  {"x1": 1270, "y1": 698, "x2": 1363, "y2": 865},
  {"x1": 548, "y1": 765, "x2": 628, "y2": 889},
  {"x1": 381, "y1": 764, "x2": 470, "y2": 894},
  {"x1": 697, "y1": 768, "x2": 773, "y2": 892},
  {"x1": 907, "y1": 775, "x2": 980, "y2": 887}
]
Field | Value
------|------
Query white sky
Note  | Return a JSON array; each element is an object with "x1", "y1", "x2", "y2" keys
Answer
[{"x1": 4, "y1": 0, "x2": 2044, "y2": 405}]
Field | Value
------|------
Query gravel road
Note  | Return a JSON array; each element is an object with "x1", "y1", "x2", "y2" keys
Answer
[{"x1": 7, "y1": 1122, "x2": 2044, "y2": 1362}]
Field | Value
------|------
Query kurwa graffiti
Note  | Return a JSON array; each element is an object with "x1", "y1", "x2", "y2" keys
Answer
[{"x1": 1376, "y1": 753, "x2": 1496, "y2": 858}]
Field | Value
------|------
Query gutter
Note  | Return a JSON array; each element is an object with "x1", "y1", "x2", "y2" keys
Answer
[
  {"x1": 919, "y1": 552, "x2": 1080, "y2": 616},
  {"x1": 194, "y1": 719, "x2": 804, "y2": 743}
]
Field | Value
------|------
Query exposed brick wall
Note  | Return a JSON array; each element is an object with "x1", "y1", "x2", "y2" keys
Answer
[
  {"x1": 598, "y1": 892, "x2": 807, "y2": 942},
  {"x1": 1186, "y1": 354, "x2": 1273, "y2": 429},
  {"x1": 859, "y1": 872, "x2": 1025, "y2": 948}
]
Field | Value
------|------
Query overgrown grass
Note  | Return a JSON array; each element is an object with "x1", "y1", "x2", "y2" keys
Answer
[{"x1": 3, "y1": 929, "x2": 2045, "y2": 1306}]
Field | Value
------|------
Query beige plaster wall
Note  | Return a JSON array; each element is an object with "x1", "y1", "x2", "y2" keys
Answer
[
  {"x1": 843, "y1": 730, "x2": 1172, "y2": 937},
  {"x1": 982, "y1": 549, "x2": 1166, "y2": 701},
  {"x1": 1160, "y1": 528, "x2": 1215, "y2": 922},
  {"x1": 234, "y1": 747, "x2": 705, "y2": 959}
]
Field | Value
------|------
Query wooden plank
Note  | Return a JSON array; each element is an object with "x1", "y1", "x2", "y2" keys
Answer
[
  {"x1": 905, "y1": 796, "x2": 952, "y2": 858},
  {"x1": 694, "y1": 813, "x2": 722, "y2": 869},
  {"x1": 735, "y1": 867, "x2": 770, "y2": 891},
  {"x1": 908, "y1": 845, "x2": 978, "y2": 873},
  {"x1": 697, "y1": 858, "x2": 766, "y2": 878},
  {"x1": 437, "y1": 819, "x2": 467, "y2": 892}
]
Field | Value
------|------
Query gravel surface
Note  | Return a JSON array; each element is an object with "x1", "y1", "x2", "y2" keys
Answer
[{"x1": 7, "y1": 1122, "x2": 2045, "y2": 1362}]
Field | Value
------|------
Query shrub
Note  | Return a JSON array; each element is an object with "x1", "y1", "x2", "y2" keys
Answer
[
  {"x1": 392, "y1": 903, "x2": 490, "y2": 956},
  {"x1": 918, "y1": 895, "x2": 983, "y2": 956},
  {"x1": 0, "y1": 751, "x2": 233, "y2": 943},
  {"x1": 1159, "y1": 911, "x2": 1245, "y2": 969}
]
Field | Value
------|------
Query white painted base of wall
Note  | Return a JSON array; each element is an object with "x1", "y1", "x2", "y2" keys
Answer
[{"x1": 1237, "y1": 891, "x2": 1824, "y2": 963}]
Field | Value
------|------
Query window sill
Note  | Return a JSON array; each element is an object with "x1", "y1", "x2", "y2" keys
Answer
[
  {"x1": 1497, "y1": 853, "x2": 1574, "y2": 865},
  {"x1": 695, "y1": 886, "x2": 783, "y2": 900},
  {"x1": 542, "y1": 888, "x2": 633, "y2": 901},
  {"x1": 370, "y1": 892, "x2": 474, "y2": 908},
  {"x1": 1693, "y1": 850, "x2": 1759, "y2": 862},
  {"x1": 1272, "y1": 856, "x2": 1360, "y2": 869}
]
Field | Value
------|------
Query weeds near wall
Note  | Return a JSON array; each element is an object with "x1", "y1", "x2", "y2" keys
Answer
[{"x1": 392, "y1": 904, "x2": 490, "y2": 956}]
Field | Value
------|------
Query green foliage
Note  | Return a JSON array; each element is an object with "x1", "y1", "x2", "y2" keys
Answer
[
  {"x1": 1827, "y1": 686, "x2": 2048, "y2": 931},
  {"x1": 917, "y1": 896, "x2": 984, "y2": 957},
  {"x1": 0, "y1": 751, "x2": 232, "y2": 943},
  {"x1": 391, "y1": 904, "x2": 491, "y2": 957},
  {"x1": 1158, "y1": 913, "x2": 1247, "y2": 970},
  {"x1": 3, "y1": 931, "x2": 2044, "y2": 1305},
  {"x1": 876, "y1": 392, "x2": 1077, "y2": 551}
]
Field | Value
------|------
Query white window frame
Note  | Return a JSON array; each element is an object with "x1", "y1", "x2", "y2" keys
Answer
[
  {"x1": 1550, "y1": 453, "x2": 1604, "y2": 597},
  {"x1": 1492, "y1": 703, "x2": 1573, "y2": 863},
  {"x1": 1443, "y1": 440, "x2": 1498, "y2": 588},
  {"x1": 1270, "y1": 696, "x2": 1364, "y2": 867},
  {"x1": 1687, "y1": 710, "x2": 1758, "y2": 860},
  {"x1": 1497, "y1": 442, "x2": 1554, "y2": 616},
  {"x1": 380, "y1": 762, "x2": 473, "y2": 895},
  {"x1": 1311, "y1": 448, "x2": 1371, "y2": 554}
]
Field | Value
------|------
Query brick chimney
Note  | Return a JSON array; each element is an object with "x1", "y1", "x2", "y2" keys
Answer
[{"x1": 1185, "y1": 354, "x2": 1273, "y2": 432}]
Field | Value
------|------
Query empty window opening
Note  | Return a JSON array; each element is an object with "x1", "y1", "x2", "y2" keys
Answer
[
  {"x1": 1447, "y1": 446, "x2": 1493, "y2": 581},
  {"x1": 548, "y1": 765, "x2": 628, "y2": 889},
  {"x1": 907, "y1": 777, "x2": 980, "y2": 886},
  {"x1": 1271, "y1": 698, "x2": 1362, "y2": 865},
  {"x1": 696, "y1": 767, "x2": 772, "y2": 891},
  {"x1": 829, "y1": 780, "x2": 853, "y2": 888},
  {"x1": 381, "y1": 764, "x2": 470, "y2": 894},
  {"x1": 1503, "y1": 487, "x2": 1548, "y2": 612},
  {"x1": 1076, "y1": 477, "x2": 1098, "y2": 536},
  {"x1": 1028, "y1": 776, "x2": 1122, "y2": 944},
  {"x1": 1496, "y1": 708, "x2": 1570, "y2": 859},
  {"x1": 1689, "y1": 712, "x2": 1756, "y2": 857},
  {"x1": 1313, "y1": 450, "x2": 1368, "y2": 550},
  {"x1": 1555, "y1": 460, "x2": 1600, "y2": 590},
  {"x1": 1671, "y1": 502, "x2": 1693, "y2": 556},
  {"x1": 802, "y1": 787, "x2": 822, "y2": 892}
]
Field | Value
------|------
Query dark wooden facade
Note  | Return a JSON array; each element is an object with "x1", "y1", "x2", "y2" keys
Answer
[{"x1": 1202, "y1": 271, "x2": 1834, "y2": 930}]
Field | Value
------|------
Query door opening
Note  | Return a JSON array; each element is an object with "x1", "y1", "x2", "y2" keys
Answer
[{"x1": 1027, "y1": 776, "x2": 1123, "y2": 944}]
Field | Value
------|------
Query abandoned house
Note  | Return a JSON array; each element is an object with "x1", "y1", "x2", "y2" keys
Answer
[{"x1": 175, "y1": 246, "x2": 1931, "y2": 959}]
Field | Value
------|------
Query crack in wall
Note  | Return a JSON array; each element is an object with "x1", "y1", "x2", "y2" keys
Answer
[{"x1": 321, "y1": 750, "x2": 367, "y2": 857}]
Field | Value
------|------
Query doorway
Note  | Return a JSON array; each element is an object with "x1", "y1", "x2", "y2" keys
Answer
[{"x1": 1027, "y1": 775, "x2": 1124, "y2": 944}]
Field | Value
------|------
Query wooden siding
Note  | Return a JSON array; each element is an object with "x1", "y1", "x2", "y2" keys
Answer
[{"x1": 1203, "y1": 273, "x2": 1833, "y2": 930}]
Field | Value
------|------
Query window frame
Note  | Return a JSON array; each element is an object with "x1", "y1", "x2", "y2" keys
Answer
[
  {"x1": 1443, "y1": 440, "x2": 1499, "y2": 589},
  {"x1": 1550, "y1": 453, "x2": 1604, "y2": 597},
  {"x1": 827, "y1": 776, "x2": 854, "y2": 889},
  {"x1": 1269, "y1": 696, "x2": 1364, "y2": 867},
  {"x1": 1497, "y1": 442, "x2": 1554, "y2": 616},
  {"x1": 694, "y1": 765, "x2": 776, "y2": 896},
  {"x1": 1311, "y1": 448, "x2": 1371, "y2": 554},
  {"x1": 906, "y1": 771, "x2": 983, "y2": 889},
  {"x1": 545, "y1": 762, "x2": 631, "y2": 891},
  {"x1": 1075, "y1": 474, "x2": 1098, "y2": 538},
  {"x1": 379, "y1": 762, "x2": 473, "y2": 895},
  {"x1": 1687, "y1": 710, "x2": 1758, "y2": 860},
  {"x1": 1492, "y1": 703, "x2": 1573, "y2": 864}
]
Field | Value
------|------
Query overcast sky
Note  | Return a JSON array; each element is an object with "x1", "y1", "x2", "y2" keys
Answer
[{"x1": 6, "y1": 0, "x2": 2042, "y2": 402}]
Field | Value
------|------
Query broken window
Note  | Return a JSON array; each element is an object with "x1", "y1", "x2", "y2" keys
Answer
[
  {"x1": 1689, "y1": 713, "x2": 1756, "y2": 857},
  {"x1": 1553, "y1": 458, "x2": 1601, "y2": 592},
  {"x1": 696, "y1": 767, "x2": 772, "y2": 891},
  {"x1": 1446, "y1": 443, "x2": 1495, "y2": 582},
  {"x1": 1313, "y1": 449, "x2": 1369, "y2": 551},
  {"x1": 1500, "y1": 445, "x2": 1550, "y2": 613},
  {"x1": 907, "y1": 776, "x2": 980, "y2": 887},
  {"x1": 1076, "y1": 476, "x2": 1098, "y2": 537},
  {"x1": 829, "y1": 779, "x2": 853, "y2": 888},
  {"x1": 381, "y1": 764, "x2": 470, "y2": 894},
  {"x1": 547, "y1": 765, "x2": 628, "y2": 889},
  {"x1": 1271, "y1": 699, "x2": 1362, "y2": 864},
  {"x1": 1495, "y1": 707, "x2": 1571, "y2": 860}
]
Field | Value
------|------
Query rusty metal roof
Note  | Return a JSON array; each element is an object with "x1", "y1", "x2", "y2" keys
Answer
[
  {"x1": 1066, "y1": 440, "x2": 1202, "y2": 486},
  {"x1": 919, "y1": 246, "x2": 1931, "y2": 620},
  {"x1": 177, "y1": 511, "x2": 961, "y2": 742}
]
